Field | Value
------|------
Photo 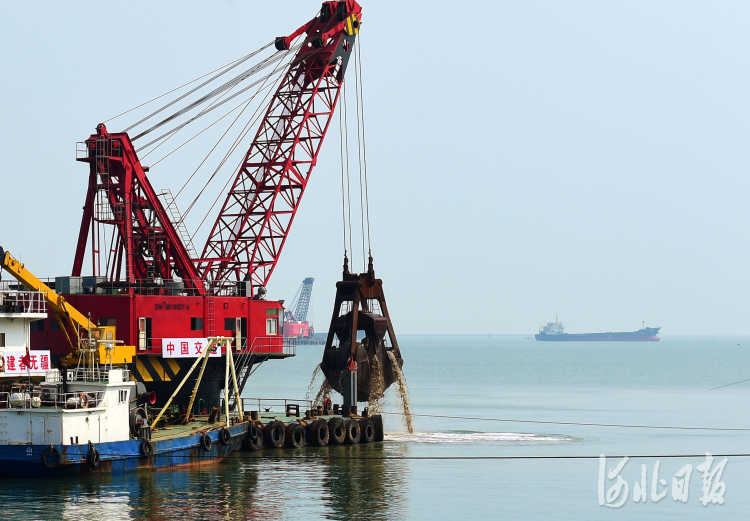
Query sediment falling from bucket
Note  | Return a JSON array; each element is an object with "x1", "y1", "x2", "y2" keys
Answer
[
  {"x1": 367, "y1": 350, "x2": 385, "y2": 414},
  {"x1": 314, "y1": 379, "x2": 332, "y2": 406},
  {"x1": 387, "y1": 351, "x2": 414, "y2": 433},
  {"x1": 305, "y1": 364, "x2": 322, "y2": 401}
]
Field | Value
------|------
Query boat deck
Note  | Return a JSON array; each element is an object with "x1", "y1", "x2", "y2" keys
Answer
[{"x1": 151, "y1": 416, "x2": 241, "y2": 440}]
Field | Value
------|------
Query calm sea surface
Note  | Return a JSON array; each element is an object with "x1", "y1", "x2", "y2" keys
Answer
[{"x1": 2, "y1": 335, "x2": 750, "y2": 519}]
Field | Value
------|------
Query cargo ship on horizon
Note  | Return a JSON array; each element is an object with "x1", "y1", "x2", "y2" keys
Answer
[{"x1": 535, "y1": 317, "x2": 660, "y2": 341}]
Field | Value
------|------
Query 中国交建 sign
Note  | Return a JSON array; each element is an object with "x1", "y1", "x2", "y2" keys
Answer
[{"x1": 161, "y1": 339, "x2": 222, "y2": 358}]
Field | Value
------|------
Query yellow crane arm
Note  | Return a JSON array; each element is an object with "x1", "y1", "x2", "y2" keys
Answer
[
  {"x1": 1, "y1": 247, "x2": 91, "y2": 331},
  {"x1": 0, "y1": 246, "x2": 135, "y2": 366},
  {"x1": 0, "y1": 246, "x2": 134, "y2": 365}
]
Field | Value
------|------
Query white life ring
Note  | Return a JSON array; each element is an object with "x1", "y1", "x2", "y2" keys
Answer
[{"x1": 79, "y1": 392, "x2": 90, "y2": 409}]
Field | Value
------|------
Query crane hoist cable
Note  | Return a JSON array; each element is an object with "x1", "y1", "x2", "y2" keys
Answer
[
  {"x1": 154, "y1": 26, "x2": 324, "y2": 225},
  {"x1": 180, "y1": 60, "x2": 296, "y2": 229},
  {"x1": 147, "y1": 48, "x2": 296, "y2": 209},
  {"x1": 148, "y1": 93, "x2": 256, "y2": 169},
  {"x1": 134, "y1": 45, "x2": 302, "y2": 149},
  {"x1": 140, "y1": 72, "x2": 246, "y2": 160},
  {"x1": 355, "y1": 37, "x2": 372, "y2": 255},
  {"x1": 102, "y1": 49, "x2": 268, "y2": 125},
  {"x1": 116, "y1": 5, "x2": 321, "y2": 137},
  {"x1": 339, "y1": 78, "x2": 349, "y2": 258},
  {"x1": 123, "y1": 40, "x2": 274, "y2": 134},
  {"x1": 127, "y1": 28, "x2": 320, "y2": 230},
  {"x1": 353, "y1": 37, "x2": 367, "y2": 268},
  {"x1": 338, "y1": 35, "x2": 373, "y2": 270},
  {"x1": 175, "y1": 48, "x2": 297, "y2": 212},
  {"x1": 341, "y1": 79, "x2": 354, "y2": 260}
]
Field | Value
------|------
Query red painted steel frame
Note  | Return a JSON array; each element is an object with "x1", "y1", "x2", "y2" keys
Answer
[
  {"x1": 198, "y1": 1, "x2": 362, "y2": 288},
  {"x1": 73, "y1": 1, "x2": 361, "y2": 294},
  {"x1": 73, "y1": 125, "x2": 203, "y2": 292}
]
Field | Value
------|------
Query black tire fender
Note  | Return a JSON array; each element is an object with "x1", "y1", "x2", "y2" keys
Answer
[
  {"x1": 344, "y1": 419, "x2": 361, "y2": 444},
  {"x1": 200, "y1": 433, "x2": 212, "y2": 452},
  {"x1": 87, "y1": 447, "x2": 101, "y2": 469},
  {"x1": 248, "y1": 423, "x2": 263, "y2": 451},
  {"x1": 41, "y1": 445, "x2": 60, "y2": 468},
  {"x1": 286, "y1": 423, "x2": 306, "y2": 449},
  {"x1": 327, "y1": 417, "x2": 345, "y2": 445},
  {"x1": 140, "y1": 439, "x2": 155, "y2": 457},
  {"x1": 219, "y1": 428, "x2": 231, "y2": 446},
  {"x1": 359, "y1": 418, "x2": 375, "y2": 443},
  {"x1": 310, "y1": 419, "x2": 329, "y2": 447},
  {"x1": 371, "y1": 414, "x2": 385, "y2": 442},
  {"x1": 264, "y1": 420, "x2": 285, "y2": 449}
]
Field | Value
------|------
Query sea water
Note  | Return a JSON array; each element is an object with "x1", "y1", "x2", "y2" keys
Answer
[{"x1": 1, "y1": 335, "x2": 749, "y2": 519}]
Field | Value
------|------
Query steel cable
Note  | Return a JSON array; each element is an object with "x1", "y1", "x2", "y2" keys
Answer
[
  {"x1": 339, "y1": 88, "x2": 348, "y2": 257},
  {"x1": 353, "y1": 43, "x2": 366, "y2": 270},
  {"x1": 342, "y1": 80, "x2": 354, "y2": 261},
  {"x1": 103, "y1": 51, "x2": 265, "y2": 124},
  {"x1": 140, "y1": 74, "x2": 244, "y2": 160},
  {"x1": 182, "y1": 51, "x2": 295, "y2": 223},
  {"x1": 187, "y1": 52, "x2": 297, "y2": 241},
  {"x1": 124, "y1": 41, "x2": 274, "y2": 133},
  {"x1": 134, "y1": 47, "x2": 301, "y2": 148},
  {"x1": 709, "y1": 377, "x2": 750, "y2": 390},
  {"x1": 355, "y1": 37, "x2": 372, "y2": 255}
]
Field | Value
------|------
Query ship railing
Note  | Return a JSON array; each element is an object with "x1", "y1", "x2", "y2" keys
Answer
[
  {"x1": 247, "y1": 336, "x2": 296, "y2": 357},
  {"x1": 225, "y1": 336, "x2": 294, "y2": 413},
  {"x1": 40, "y1": 276, "x2": 259, "y2": 297},
  {"x1": 0, "y1": 285, "x2": 47, "y2": 314},
  {"x1": 70, "y1": 366, "x2": 126, "y2": 383},
  {"x1": 1, "y1": 275, "x2": 261, "y2": 299},
  {"x1": 144, "y1": 336, "x2": 292, "y2": 357},
  {"x1": 0, "y1": 389, "x2": 104, "y2": 410},
  {"x1": 241, "y1": 397, "x2": 314, "y2": 415}
]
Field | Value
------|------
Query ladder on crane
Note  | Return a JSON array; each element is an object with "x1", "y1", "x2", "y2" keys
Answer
[{"x1": 159, "y1": 188, "x2": 197, "y2": 260}]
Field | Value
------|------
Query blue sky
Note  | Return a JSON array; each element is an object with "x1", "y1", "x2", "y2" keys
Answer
[{"x1": 0, "y1": 1, "x2": 748, "y2": 334}]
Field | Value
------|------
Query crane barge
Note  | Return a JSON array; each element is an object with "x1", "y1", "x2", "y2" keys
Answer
[{"x1": 24, "y1": 1, "x2": 372, "y2": 410}]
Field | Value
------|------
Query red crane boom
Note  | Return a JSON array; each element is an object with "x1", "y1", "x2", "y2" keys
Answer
[
  {"x1": 198, "y1": 1, "x2": 362, "y2": 287},
  {"x1": 72, "y1": 1, "x2": 362, "y2": 294}
]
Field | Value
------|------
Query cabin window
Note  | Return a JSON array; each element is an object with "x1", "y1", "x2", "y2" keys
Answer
[
  {"x1": 0, "y1": 333, "x2": 4, "y2": 347},
  {"x1": 118, "y1": 389, "x2": 128, "y2": 404},
  {"x1": 98, "y1": 318, "x2": 117, "y2": 327},
  {"x1": 266, "y1": 318, "x2": 278, "y2": 336},
  {"x1": 191, "y1": 317, "x2": 203, "y2": 331},
  {"x1": 224, "y1": 318, "x2": 237, "y2": 331},
  {"x1": 138, "y1": 317, "x2": 151, "y2": 350},
  {"x1": 30, "y1": 320, "x2": 44, "y2": 331},
  {"x1": 266, "y1": 308, "x2": 279, "y2": 316}
]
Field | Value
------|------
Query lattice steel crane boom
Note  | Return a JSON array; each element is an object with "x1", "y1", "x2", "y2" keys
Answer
[
  {"x1": 293, "y1": 277, "x2": 315, "y2": 322},
  {"x1": 198, "y1": 1, "x2": 362, "y2": 287},
  {"x1": 72, "y1": 1, "x2": 362, "y2": 295}
]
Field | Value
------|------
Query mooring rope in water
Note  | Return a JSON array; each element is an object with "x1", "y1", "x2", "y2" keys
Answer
[
  {"x1": 235, "y1": 453, "x2": 750, "y2": 460},
  {"x1": 709, "y1": 377, "x2": 750, "y2": 390},
  {"x1": 19, "y1": 452, "x2": 750, "y2": 462},
  {"x1": 377, "y1": 411, "x2": 750, "y2": 432}
]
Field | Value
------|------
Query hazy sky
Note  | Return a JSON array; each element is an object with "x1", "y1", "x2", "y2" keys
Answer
[{"x1": 1, "y1": 1, "x2": 748, "y2": 335}]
